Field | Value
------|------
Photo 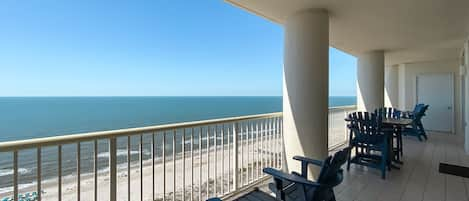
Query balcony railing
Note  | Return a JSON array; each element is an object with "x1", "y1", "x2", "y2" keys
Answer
[
  {"x1": 0, "y1": 105, "x2": 355, "y2": 201},
  {"x1": 328, "y1": 105, "x2": 356, "y2": 149}
]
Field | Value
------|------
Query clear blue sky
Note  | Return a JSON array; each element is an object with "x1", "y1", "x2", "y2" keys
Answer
[{"x1": 0, "y1": 0, "x2": 357, "y2": 97}]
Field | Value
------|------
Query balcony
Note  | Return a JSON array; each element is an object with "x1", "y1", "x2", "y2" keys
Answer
[{"x1": 231, "y1": 131, "x2": 469, "y2": 201}]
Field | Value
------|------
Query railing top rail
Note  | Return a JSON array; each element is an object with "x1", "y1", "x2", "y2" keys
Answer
[
  {"x1": 0, "y1": 112, "x2": 282, "y2": 152},
  {"x1": 328, "y1": 105, "x2": 356, "y2": 111}
]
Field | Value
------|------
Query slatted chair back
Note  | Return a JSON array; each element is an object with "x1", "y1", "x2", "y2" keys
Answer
[
  {"x1": 375, "y1": 107, "x2": 401, "y2": 119},
  {"x1": 316, "y1": 147, "x2": 351, "y2": 187},
  {"x1": 348, "y1": 112, "x2": 383, "y2": 144}
]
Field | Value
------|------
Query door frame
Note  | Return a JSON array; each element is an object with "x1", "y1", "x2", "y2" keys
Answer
[{"x1": 415, "y1": 72, "x2": 455, "y2": 133}]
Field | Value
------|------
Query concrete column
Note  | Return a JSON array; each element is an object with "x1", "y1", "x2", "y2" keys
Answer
[
  {"x1": 385, "y1": 65, "x2": 399, "y2": 108},
  {"x1": 398, "y1": 64, "x2": 407, "y2": 110},
  {"x1": 283, "y1": 9, "x2": 329, "y2": 179},
  {"x1": 464, "y1": 39, "x2": 469, "y2": 154},
  {"x1": 357, "y1": 50, "x2": 385, "y2": 111}
]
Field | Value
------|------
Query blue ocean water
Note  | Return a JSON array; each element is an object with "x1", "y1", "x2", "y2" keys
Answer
[{"x1": 0, "y1": 96, "x2": 355, "y2": 142}]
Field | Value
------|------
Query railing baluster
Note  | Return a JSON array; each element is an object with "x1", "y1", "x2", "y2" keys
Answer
[
  {"x1": 140, "y1": 134, "x2": 143, "y2": 201},
  {"x1": 152, "y1": 133, "x2": 155, "y2": 201},
  {"x1": 94, "y1": 140, "x2": 98, "y2": 201},
  {"x1": 77, "y1": 142, "x2": 81, "y2": 201},
  {"x1": 191, "y1": 128, "x2": 194, "y2": 201},
  {"x1": 281, "y1": 118, "x2": 284, "y2": 169},
  {"x1": 228, "y1": 124, "x2": 231, "y2": 192},
  {"x1": 109, "y1": 137, "x2": 117, "y2": 201},
  {"x1": 241, "y1": 122, "x2": 244, "y2": 185},
  {"x1": 270, "y1": 118, "x2": 274, "y2": 167},
  {"x1": 221, "y1": 124, "x2": 225, "y2": 194},
  {"x1": 198, "y1": 127, "x2": 202, "y2": 201},
  {"x1": 256, "y1": 121, "x2": 260, "y2": 179},
  {"x1": 13, "y1": 150, "x2": 18, "y2": 201},
  {"x1": 272, "y1": 118, "x2": 276, "y2": 168},
  {"x1": 247, "y1": 122, "x2": 250, "y2": 183},
  {"x1": 163, "y1": 132, "x2": 166, "y2": 201},
  {"x1": 58, "y1": 145, "x2": 62, "y2": 201},
  {"x1": 127, "y1": 136, "x2": 131, "y2": 201},
  {"x1": 250, "y1": 122, "x2": 254, "y2": 183},
  {"x1": 173, "y1": 130, "x2": 176, "y2": 201},
  {"x1": 276, "y1": 117, "x2": 280, "y2": 168},
  {"x1": 214, "y1": 126, "x2": 217, "y2": 196},
  {"x1": 37, "y1": 147, "x2": 42, "y2": 201},
  {"x1": 232, "y1": 122, "x2": 239, "y2": 191},
  {"x1": 260, "y1": 120, "x2": 264, "y2": 174},
  {"x1": 206, "y1": 127, "x2": 210, "y2": 200},
  {"x1": 183, "y1": 129, "x2": 186, "y2": 201}
]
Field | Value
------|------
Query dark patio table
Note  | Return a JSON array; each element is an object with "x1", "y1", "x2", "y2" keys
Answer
[{"x1": 382, "y1": 118, "x2": 412, "y2": 166}]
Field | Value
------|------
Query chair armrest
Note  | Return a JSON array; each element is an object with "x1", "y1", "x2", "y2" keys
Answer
[
  {"x1": 293, "y1": 156, "x2": 324, "y2": 167},
  {"x1": 293, "y1": 156, "x2": 323, "y2": 178},
  {"x1": 263, "y1": 168, "x2": 320, "y2": 187}
]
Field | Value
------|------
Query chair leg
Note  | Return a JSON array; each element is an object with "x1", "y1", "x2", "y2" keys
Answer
[
  {"x1": 330, "y1": 190, "x2": 337, "y2": 201},
  {"x1": 421, "y1": 131, "x2": 428, "y2": 140},
  {"x1": 399, "y1": 133, "x2": 403, "y2": 156},
  {"x1": 381, "y1": 143, "x2": 388, "y2": 179},
  {"x1": 417, "y1": 135, "x2": 422, "y2": 141},
  {"x1": 347, "y1": 148, "x2": 352, "y2": 171}
]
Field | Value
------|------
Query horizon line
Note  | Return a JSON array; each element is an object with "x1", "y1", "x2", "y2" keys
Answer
[{"x1": 0, "y1": 95, "x2": 357, "y2": 98}]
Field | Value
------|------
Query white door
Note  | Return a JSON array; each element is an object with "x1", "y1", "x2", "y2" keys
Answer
[{"x1": 416, "y1": 73, "x2": 454, "y2": 133}]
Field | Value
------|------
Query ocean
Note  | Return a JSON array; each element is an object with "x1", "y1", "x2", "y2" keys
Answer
[{"x1": 0, "y1": 96, "x2": 355, "y2": 194}]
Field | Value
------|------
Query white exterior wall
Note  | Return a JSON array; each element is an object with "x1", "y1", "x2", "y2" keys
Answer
[{"x1": 397, "y1": 59, "x2": 462, "y2": 135}]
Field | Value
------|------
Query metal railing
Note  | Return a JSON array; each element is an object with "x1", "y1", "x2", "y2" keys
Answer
[
  {"x1": 328, "y1": 105, "x2": 356, "y2": 149},
  {"x1": 0, "y1": 112, "x2": 283, "y2": 201},
  {"x1": 0, "y1": 106, "x2": 355, "y2": 201}
]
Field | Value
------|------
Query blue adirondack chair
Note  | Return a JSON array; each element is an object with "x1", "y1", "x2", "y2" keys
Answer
[
  {"x1": 206, "y1": 148, "x2": 350, "y2": 201},
  {"x1": 347, "y1": 112, "x2": 391, "y2": 179},
  {"x1": 264, "y1": 147, "x2": 351, "y2": 201},
  {"x1": 375, "y1": 107, "x2": 404, "y2": 158},
  {"x1": 402, "y1": 104, "x2": 429, "y2": 141}
]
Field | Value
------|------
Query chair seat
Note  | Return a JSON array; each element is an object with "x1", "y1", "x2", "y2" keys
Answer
[{"x1": 350, "y1": 136, "x2": 386, "y2": 147}]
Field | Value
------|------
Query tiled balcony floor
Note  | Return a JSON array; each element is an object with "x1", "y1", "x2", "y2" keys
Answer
[{"x1": 231, "y1": 132, "x2": 469, "y2": 201}]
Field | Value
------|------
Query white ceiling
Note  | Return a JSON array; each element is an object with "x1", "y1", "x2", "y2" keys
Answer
[{"x1": 226, "y1": 0, "x2": 469, "y2": 64}]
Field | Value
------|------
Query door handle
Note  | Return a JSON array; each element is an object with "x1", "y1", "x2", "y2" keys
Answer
[{"x1": 448, "y1": 106, "x2": 452, "y2": 110}]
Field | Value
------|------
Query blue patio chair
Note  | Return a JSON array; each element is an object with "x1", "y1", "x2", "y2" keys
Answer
[
  {"x1": 347, "y1": 112, "x2": 391, "y2": 179},
  {"x1": 402, "y1": 104, "x2": 429, "y2": 141},
  {"x1": 375, "y1": 107, "x2": 404, "y2": 157},
  {"x1": 207, "y1": 148, "x2": 351, "y2": 201},
  {"x1": 375, "y1": 107, "x2": 401, "y2": 119},
  {"x1": 264, "y1": 147, "x2": 351, "y2": 201}
]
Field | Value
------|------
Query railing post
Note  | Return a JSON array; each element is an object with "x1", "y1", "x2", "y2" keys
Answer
[
  {"x1": 109, "y1": 137, "x2": 117, "y2": 201},
  {"x1": 232, "y1": 122, "x2": 239, "y2": 191}
]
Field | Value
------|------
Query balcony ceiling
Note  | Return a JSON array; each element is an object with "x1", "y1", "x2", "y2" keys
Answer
[{"x1": 226, "y1": 0, "x2": 469, "y2": 64}]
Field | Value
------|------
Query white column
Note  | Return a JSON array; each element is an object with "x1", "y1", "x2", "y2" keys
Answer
[
  {"x1": 398, "y1": 64, "x2": 407, "y2": 110},
  {"x1": 463, "y1": 39, "x2": 469, "y2": 154},
  {"x1": 357, "y1": 50, "x2": 385, "y2": 111},
  {"x1": 385, "y1": 65, "x2": 399, "y2": 108},
  {"x1": 283, "y1": 8, "x2": 329, "y2": 179}
]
